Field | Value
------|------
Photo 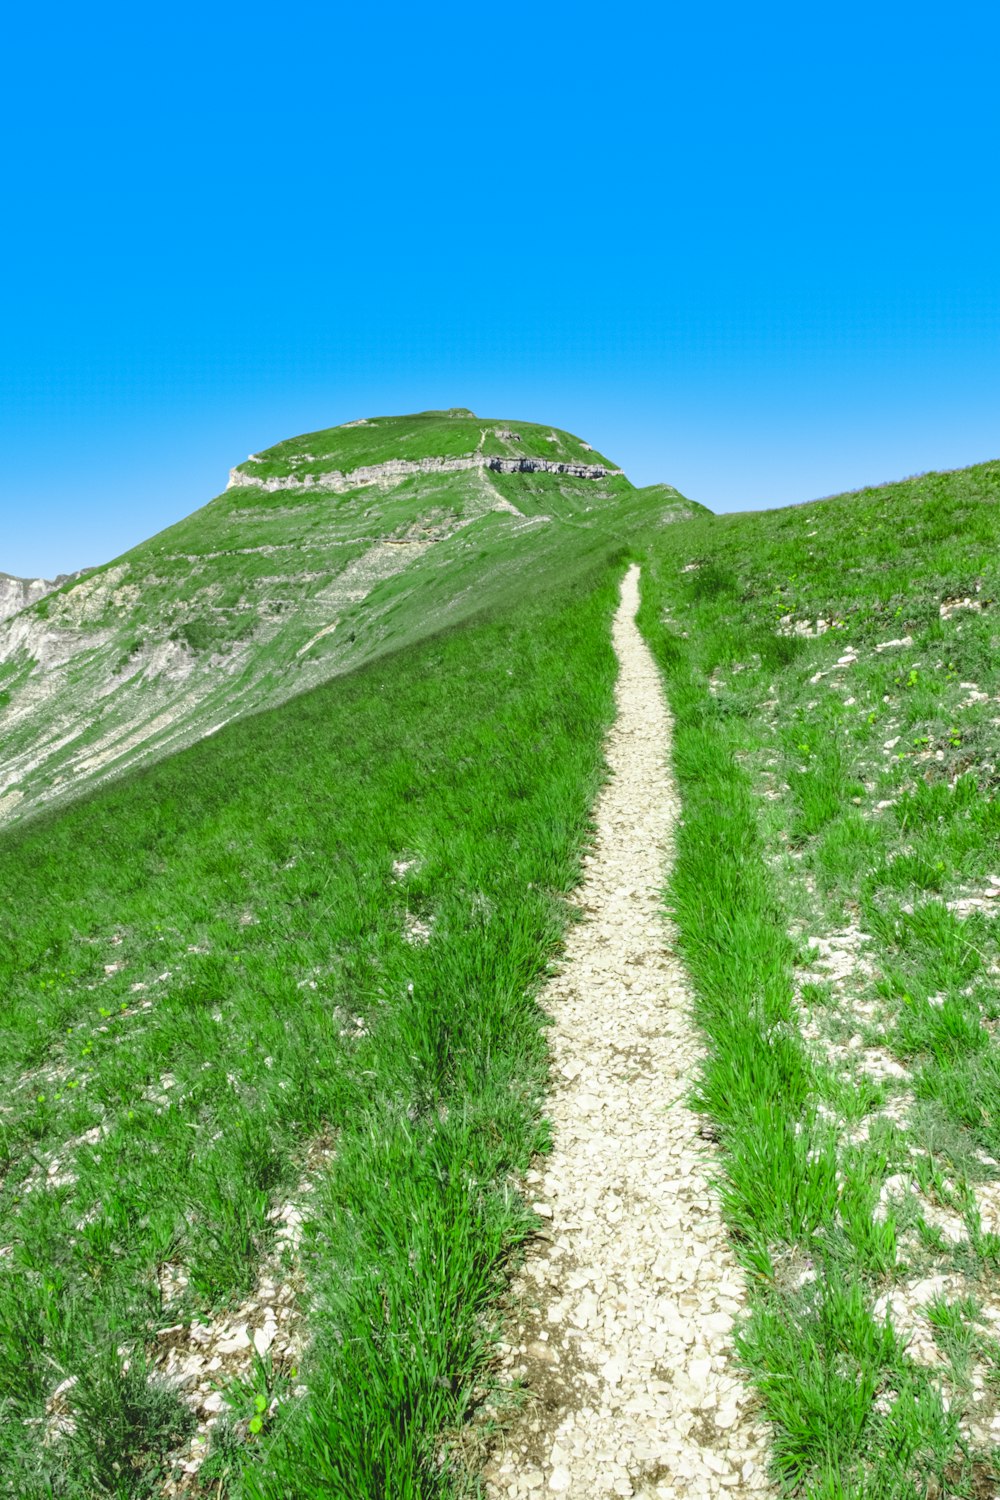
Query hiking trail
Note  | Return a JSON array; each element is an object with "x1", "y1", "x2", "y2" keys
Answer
[{"x1": 485, "y1": 565, "x2": 772, "y2": 1498}]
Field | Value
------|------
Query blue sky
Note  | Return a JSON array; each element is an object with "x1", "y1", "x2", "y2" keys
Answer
[{"x1": 2, "y1": 0, "x2": 998, "y2": 576}]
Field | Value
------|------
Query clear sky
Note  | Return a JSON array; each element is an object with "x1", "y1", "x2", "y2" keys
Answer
[{"x1": 2, "y1": 0, "x2": 998, "y2": 577}]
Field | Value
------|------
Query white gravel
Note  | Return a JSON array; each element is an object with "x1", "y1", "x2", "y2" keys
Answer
[{"x1": 485, "y1": 566, "x2": 772, "y2": 1498}]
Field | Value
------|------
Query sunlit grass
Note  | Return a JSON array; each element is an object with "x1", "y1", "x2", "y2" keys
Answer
[
  {"x1": 637, "y1": 458, "x2": 1000, "y2": 1496},
  {"x1": 0, "y1": 558, "x2": 624, "y2": 1495}
]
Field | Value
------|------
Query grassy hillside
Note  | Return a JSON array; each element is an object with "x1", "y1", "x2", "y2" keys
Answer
[
  {"x1": 9, "y1": 406, "x2": 998, "y2": 1497},
  {"x1": 637, "y1": 460, "x2": 1000, "y2": 1497},
  {"x1": 0, "y1": 411, "x2": 698, "y2": 830},
  {"x1": 0, "y1": 410, "x2": 708, "y2": 1497},
  {"x1": 0, "y1": 550, "x2": 629, "y2": 1496}
]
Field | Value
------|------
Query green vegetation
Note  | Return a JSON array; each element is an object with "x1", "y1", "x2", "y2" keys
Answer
[
  {"x1": 0, "y1": 413, "x2": 695, "y2": 830},
  {"x1": 5, "y1": 402, "x2": 999, "y2": 1497},
  {"x1": 637, "y1": 460, "x2": 1000, "y2": 1497},
  {"x1": 0, "y1": 550, "x2": 625, "y2": 1495}
]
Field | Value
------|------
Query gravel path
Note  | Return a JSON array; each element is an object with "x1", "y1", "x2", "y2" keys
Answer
[{"x1": 485, "y1": 566, "x2": 772, "y2": 1498}]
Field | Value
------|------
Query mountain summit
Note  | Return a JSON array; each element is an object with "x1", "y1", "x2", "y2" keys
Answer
[{"x1": 0, "y1": 410, "x2": 699, "y2": 825}]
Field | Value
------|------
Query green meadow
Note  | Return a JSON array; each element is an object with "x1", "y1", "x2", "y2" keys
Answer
[{"x1": 0, "y1": 552, "x2": 625, "y2": 1496}]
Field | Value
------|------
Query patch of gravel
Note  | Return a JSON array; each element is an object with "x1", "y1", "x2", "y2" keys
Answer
[
  {"x1": 156, "y1": 1137, "x2": 335, "y2": 1493},
  {"x1": 484, "y1": 567, "x2": 771, "y2": 1498}
]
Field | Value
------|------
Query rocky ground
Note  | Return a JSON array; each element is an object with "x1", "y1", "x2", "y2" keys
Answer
[{"x1": 0, "y1": 568, "x2": 84, "y2": 623}]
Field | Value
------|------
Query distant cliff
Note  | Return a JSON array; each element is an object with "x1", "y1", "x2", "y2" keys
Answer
[{"x1": 0, "y1": 570, "x2": 86, "y2": 624}]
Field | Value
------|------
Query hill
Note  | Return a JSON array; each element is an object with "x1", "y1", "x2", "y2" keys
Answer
[
  {"x1": 0, "y1": 404, "x2": 707, "y2": 1495},
  {"x1": 0, "y1": 409, "x2": 700, "y2": 827},
  {"x1": 4, "y1": 426, "x2": 1000, "y2": 1499}
]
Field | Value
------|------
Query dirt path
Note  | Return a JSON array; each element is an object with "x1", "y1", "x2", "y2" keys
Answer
[{"x1": 485, "y1": 566, "x2": 772, "y2": 1498}]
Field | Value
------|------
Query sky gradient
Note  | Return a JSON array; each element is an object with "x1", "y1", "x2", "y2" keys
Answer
[{"x1": 2, "y1": 0, "x2": 999, "y2": 577}]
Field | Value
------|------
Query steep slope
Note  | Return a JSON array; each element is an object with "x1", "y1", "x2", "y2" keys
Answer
[{"x1": 0, "y1": 409, "x2": 700, "y2": 827}]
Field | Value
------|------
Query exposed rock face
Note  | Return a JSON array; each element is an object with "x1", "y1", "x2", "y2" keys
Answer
[
  {"x1": 0, "y1": 571, "x2": 84, "y2": 624},
  {"x1": 491, "y1": 456, "x2": 619, "y2": 478},
  {"x1": 227, "y1": 453, "x2": 623, "y2": 494}
]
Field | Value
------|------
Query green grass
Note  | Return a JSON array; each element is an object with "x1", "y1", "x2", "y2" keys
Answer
[
  {"x1": 637, "y1": 458, "x2": 1000, "y2": 1496},
  {"x1": 0, "y1": 553, "x2": 626, "y2": 1495}
]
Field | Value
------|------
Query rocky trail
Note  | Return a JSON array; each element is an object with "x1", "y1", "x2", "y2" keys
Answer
[{"x1": 485, "y1": 566, "x2": 772, "y2": 1499}]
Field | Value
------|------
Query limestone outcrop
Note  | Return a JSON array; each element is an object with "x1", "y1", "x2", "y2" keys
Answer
[{"x1": 227, "y1": 453, "x2": 623, "y2": 494}]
